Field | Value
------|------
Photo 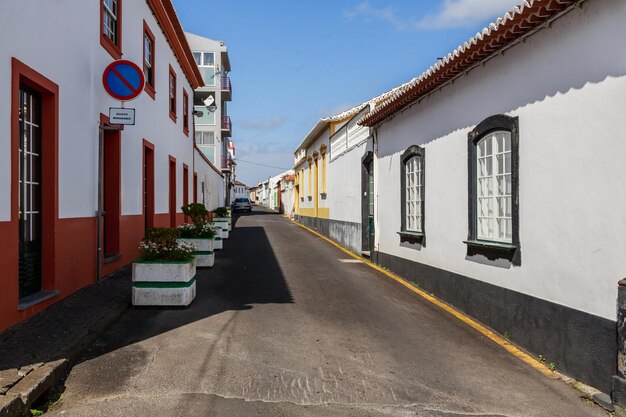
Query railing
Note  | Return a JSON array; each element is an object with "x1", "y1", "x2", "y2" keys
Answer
[
  {"x1": 221, "y1": 76, "x2": 231, "y2": 93},
  {"x1": 221, "y1": 154, "x2": 231, "y2": 170},
  {"x1": 221, "y1": 115, "x2": 231, "y2": 131}
]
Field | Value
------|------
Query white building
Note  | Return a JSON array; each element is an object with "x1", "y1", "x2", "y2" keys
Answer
[
  {"x1": 233, "y1": 180, "x2": 248, "y2": 200},
  {"x1": 356, "y1": 0, "x2": 624, "y2": 396},
  {"x1": 0, "y1": 1, "x2": 213, "y2": 331},
  {"x1": 185, "y1": 32, "x2": 235, "y2": 206}
]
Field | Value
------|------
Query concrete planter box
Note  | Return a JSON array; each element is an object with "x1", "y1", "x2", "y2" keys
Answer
[
  {"x1": 213, "y1": 236, "x2": 223, "y2": 250},
  {"x1": 177, "y1": 238, "x2": 215, "y2": 268},
  {"x1": 195, "y1": 251, "x2": 215, "y2": 267},
  {"x1": 213, "y1": 217, "x2": 231, "y2": 231},
  {"x1": 217, "y1": 227, "x2": 229, "y2": 239},
  {"x1": 132, "y1": 260, "x2": 196, "y2": 306}
]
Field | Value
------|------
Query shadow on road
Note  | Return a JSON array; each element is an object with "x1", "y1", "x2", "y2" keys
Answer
[{"x1": 75, "y1": 218, "x2": 293, "y2": 367}]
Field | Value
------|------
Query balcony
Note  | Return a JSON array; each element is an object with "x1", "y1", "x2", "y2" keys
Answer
[
  {"x1": 221, "y1": 76, "x2": 232, "y2": 101},
  {"x1": 221, "y1": 154, "x2": 232, "y2": 172},
  {"x1": 221, "y1": 115, "x2": 232, "y2": 137}
]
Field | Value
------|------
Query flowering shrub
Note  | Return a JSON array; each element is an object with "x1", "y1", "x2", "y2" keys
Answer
[
  {"x1": 177, "y1": 222, "x2": 216, "y2": 239},
  {"x1": 138, "y1": 227, "x2": 194, "y2": 262},
  {"x1": 213, "y1": 206, "x2": 230, "y2": 218},
  {"x1": 181, "y1": 203, "x2": 209, "y2": 225}
]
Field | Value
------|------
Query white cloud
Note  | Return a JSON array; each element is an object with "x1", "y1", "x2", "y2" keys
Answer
[
  {"x1": 344, "y1": 1, "x2": 407, "y2": 31},
  {"x1": 344, "y1": 0, "x2": 522, "y2": 31},
  {"x1": 415, "y1": 0, "x2": 522, "y2": 30}
]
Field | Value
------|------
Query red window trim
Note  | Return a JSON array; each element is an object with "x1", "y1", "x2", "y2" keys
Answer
[
  {"x1": 10, "y1": 58, "x2": 60, "y2": 298},
  {"x1": 100, "y1": 0, "x2": 123, "y2": 59},
  {"x1": 182, "y1": 88, "x2": 189, "y2": 136},
  {"x1": 143, "y1": 20, "x2": 156, "y2": 99},
  {"x1": 168, "y1": 65, "x2": 177, "y2": 123}
]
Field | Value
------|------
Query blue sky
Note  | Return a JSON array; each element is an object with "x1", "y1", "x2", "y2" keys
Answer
[{"x1": 172, "y1": 0, "x2": 521, "y2": 186}]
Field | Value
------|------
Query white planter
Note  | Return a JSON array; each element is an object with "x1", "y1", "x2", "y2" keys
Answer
[
  {"x1": 213, "y1": 217, "x2": 231, "y2": 231},
  {"x1": 218, "y1": 227, "x2": 229, "y2": 239},
  {"x1": 178, "y1": 237, "x2": 214, "y2": 251},
  {"x1": 195, "y1": 251, "x2": 215, "y2": 268},
  {"x1": 132, "y1": 260, "x2": 197, "y2": 306},
  {"x1": 213, "y1": 236, "x2": 223, "y2": 250}
]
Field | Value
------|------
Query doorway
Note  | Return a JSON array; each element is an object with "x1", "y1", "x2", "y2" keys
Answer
[
  {"x1": 361, "y1": 151, "x2": 374, "y2": 255},
  {"x1": 143, "y1": 142, "x2": 155, "y2": 233}
]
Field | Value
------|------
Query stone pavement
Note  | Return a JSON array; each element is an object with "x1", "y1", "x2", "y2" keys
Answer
[{"x1": 0, "y1": 266, "x2": 131, "y2": 416}]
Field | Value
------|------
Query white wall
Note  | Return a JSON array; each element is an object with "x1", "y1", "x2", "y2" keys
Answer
[
  {"x1": 328, "y1": 141, "x2": 371, "y2": 224},
  {"x1": 194, "y1": 149, "x2": 224, "y2": 211},
  {"x1": 374, "y1": 0, "x2": 626, "y2": 320},
  {"x1": 0, "y1": 1, "x2": 196, "y2": 220}
]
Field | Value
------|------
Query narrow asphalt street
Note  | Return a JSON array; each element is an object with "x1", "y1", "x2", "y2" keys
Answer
[{"x1": 49, "y1": 206, "x2": 605, "y2": 417}]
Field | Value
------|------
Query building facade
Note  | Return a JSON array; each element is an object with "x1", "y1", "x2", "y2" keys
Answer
[
  {"x1": 357, "y1": 0, "x2": 622, "y2": 395},
  {"x1": 185, "y1": 32, "x2": 235, "y2": 206},
  {"x1": 0, "y1": 0, "x2": 208, "y2": 331}
]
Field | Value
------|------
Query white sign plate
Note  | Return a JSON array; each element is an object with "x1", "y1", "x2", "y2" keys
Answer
[{"x1": 109, "y1": 108, "x2": 135, "y2": 125}]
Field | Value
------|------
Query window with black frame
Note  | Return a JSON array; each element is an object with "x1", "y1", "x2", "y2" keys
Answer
[
  {"x1": 466, "y1": 114, "x2": 520, "y2": 264},
  {"x1": 399, "y1": 145, "x2": 425, "y2": 244}
]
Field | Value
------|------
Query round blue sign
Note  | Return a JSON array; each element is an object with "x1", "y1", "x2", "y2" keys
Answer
[{"x1": 102, "y1": 60, "x2": 145, "y2": 101}]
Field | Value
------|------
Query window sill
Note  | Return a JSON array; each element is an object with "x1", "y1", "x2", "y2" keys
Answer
[
  {"x1": 464, "y1": 239, "x2": 520, "y2": 264},
  {"x1": 18, "y1": 290, "x2": 60, "y2": 311},
  {"x1": 100, "y1": 36, "x2": 122, "y2": 60},
  {"x1": 463, "y1": 240, "x2": 516, "y2": 251},
  {"x1": 398, "y1": 231, "x2": 424, "y2": 244},
  {"x1": 145, "y1": 84, "x2": 156, "y2": 100}
]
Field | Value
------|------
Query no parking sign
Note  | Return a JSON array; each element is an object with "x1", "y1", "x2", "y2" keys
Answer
[{"x1": 102, "y1": 60, "x2": 145, "y2": 101}]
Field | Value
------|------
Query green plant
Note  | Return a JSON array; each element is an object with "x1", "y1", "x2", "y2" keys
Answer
[
  {"x1": 178, "y1": 222, "x2": 216, "y2": 239},
  {"x1": 538, "y1": 354, "x2": 546, "y2": 363},
  {"x1": 181, "y1": 203, "x2": 209, "y2": 225},
  {"x1": 503, "y1": 331, "x2": 511, "y2": 341},
  {"x1": 213, "y1": 206, "x2": 230, "y2": 218},
  {"x1": 549, "y1": 362, "x2": 556, "y2": 372},
  {"x1": 30, "y1": 410, "x2": 44, "y2": 416},
  {"x1": 139, "y1": 227, "x2": 194, "y2": 262}
]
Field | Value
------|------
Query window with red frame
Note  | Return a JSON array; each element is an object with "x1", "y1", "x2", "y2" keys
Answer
[
  {"x1": 169, "y1": 67, "x2": 176, "y2": 121},
  {"x1": 183, "y1": 90, "x2": 189, "y2": 134},
  {"x1": 143, "y1": 21, "x2": 155, "y2": 97},
  {"x1": 101, "y1": 0, "x2": 122, "y2": 58}
]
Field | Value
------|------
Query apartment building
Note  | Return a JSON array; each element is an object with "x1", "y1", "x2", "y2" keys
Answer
[{"x1": 185, "y1": 32, "x2": 236, "y2": 206}]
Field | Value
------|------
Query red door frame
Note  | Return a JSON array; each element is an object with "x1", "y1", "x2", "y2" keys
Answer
[
  {"x1": 182, "y1": 164, "x2": 189, "y2": 222},
  {"x1": 169, "y1": 156, "x2": 177, "y2": 227},
  {"x1": 193, "y1": 172, "x2": 198, "y2": 204},
  {"x1": 8, "y1": 58, "x2": 59, "y2": 304},
  {"x1": 100, "y1": 114, "x2": 121, "y2": 256},
  {"x1": 143, "y1": 140, "x2": 155, "y2": 232}
]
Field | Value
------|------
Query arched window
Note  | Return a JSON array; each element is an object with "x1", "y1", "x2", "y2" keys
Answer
[
  {"x1": 399, "y1": 146, "x2": 425, "y2": 243},
  {"x1": 467, "y1": 114, "x2": 520, "y2": 264}
]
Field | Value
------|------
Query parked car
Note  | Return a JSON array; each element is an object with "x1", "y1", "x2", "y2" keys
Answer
[{"x1": 232, "y1": 198, "x2": 252, "y2": 212}]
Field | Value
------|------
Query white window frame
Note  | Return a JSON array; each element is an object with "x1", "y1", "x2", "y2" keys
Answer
[{"x1": 475, "y1": 131, "x2": 512, "y2": 243}]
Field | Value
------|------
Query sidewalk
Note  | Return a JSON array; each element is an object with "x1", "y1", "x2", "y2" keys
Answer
[{"x1": 0, "y1": 267, "x2": 131, "y2": 416}]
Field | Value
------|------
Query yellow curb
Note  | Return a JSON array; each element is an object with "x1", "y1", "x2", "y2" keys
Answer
[{"x1": 293, "y1": 220, "x2": 558, "y2": 380}]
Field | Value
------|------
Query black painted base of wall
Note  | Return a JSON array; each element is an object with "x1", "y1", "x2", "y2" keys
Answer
[
  {"x1": 295, "y1": 216, "x2": 362, "y2": 253},
  {"x1": 373, "y1": 250, "x2": 616, "y2": 394}
]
